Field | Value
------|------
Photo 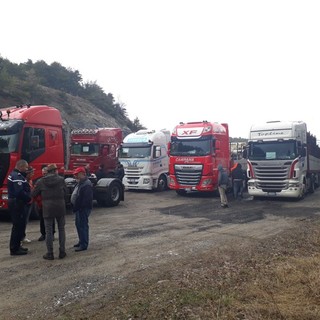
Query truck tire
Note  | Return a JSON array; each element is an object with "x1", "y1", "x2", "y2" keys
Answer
[
  {"x1": 157, "y1": 174, "x2": 168, "y2": 191},
  {"x1": 95, "y1": 179, "x2": 123, "y2": 207}
]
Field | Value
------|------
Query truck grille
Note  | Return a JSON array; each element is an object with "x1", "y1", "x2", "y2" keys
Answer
[
  {"x1": 125, "y1": 167, "x2": 142, "y2": 185},
  {"x1": 252, "y1": 163, "x2": 290, "y2": 192},
  {"x1": 174, "y1": 164, "x2": 202, "y2": 186}
]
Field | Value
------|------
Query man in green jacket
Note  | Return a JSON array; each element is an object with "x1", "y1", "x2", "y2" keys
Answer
[{"x1": 32, "y1": 164, "x2": 67, "y2": 260}]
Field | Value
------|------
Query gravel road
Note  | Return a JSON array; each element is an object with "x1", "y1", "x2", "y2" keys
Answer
[{"x1": 1, "y1": 189, "x2": 319, "y2": 319}]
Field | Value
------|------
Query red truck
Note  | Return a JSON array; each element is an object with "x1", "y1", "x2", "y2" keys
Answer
[
  {"x1": 168, "y1": 121, "x2": 231, "y2": 195},
  {"x1": 69, "y1": 127, "x2": 122, "y2": 178},
  {"x1": 0, "y1": 105, "x2": 124, "y2": 211}
]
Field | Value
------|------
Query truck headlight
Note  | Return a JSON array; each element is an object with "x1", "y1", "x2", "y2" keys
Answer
[
  {"x1": 143, "y1": 178, "x2": 151, "y2": 184},
  {"x1": 1, "y1": 191, "x2": 8, "y2": 200},
  {"x1": 201, "y1": 179, "x2": 212, "y2": 186}
]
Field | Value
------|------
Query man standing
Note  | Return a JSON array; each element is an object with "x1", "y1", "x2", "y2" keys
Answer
[
  {"x1": 32, "y1": 164, "x2": 67, "y2": 260},
  {"x1": 71, "y1": 167, "x2": 93, "y2": 252},
  {"x1": 8, "y1": 159, "x2": 31, "y2": 256},
  {"x1": 217, "y1": 164, "x2": 229, "y2": 208},
  {"x1": 35, "y1": 167, "x2": 56, "y2": 241},
  {"x1": 231, "y1": 163, "x2": 245, "y2": 200}
]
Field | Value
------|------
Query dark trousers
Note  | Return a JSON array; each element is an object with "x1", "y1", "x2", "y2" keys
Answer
[
  {"x1": 9, "y1": 199, "x2": 27, "y2": 253},
  {"x1": 44, "y1": 216, "x2": 66, "y2": 254},
  {"x1": 75, "y1": 208, "x2": 91, "y2": 249},
  {"x1": 233, "y1": 179, "x2": 244, "y2": 199},
  {"x1": 38, "y1": 207, "x2": 55, "y2": 236}
]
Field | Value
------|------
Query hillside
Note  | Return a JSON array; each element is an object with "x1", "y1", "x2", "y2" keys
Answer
[
  {"x1": 0, "y1": 84, "x2": 132, "y2": 135},
  {"x1": 0, "y1": 57, "x2": 143, "y2": 136}
]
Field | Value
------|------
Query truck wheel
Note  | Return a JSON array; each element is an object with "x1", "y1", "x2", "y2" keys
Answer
[
  {"x1": 103, "y1": 181, "x2": 122, "y2": 207},
  {"x1": 157, "y1": 175, "x2": 167, "y2": 191}
]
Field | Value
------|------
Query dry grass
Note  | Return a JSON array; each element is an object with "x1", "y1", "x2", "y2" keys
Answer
[{"x1": 59, "y1": 219, "x2": 320, "y2": 320}]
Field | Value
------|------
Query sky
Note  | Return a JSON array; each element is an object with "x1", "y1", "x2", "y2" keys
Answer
[{"x1": 1, "y1": 1, "x2": 320, "y2": 140}]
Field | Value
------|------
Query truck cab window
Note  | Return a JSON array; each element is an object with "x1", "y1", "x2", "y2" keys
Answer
[{"x1": 21, "y1": 127, "x2": 45, "y2": 162}]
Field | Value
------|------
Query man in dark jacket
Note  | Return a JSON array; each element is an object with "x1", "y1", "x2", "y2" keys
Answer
[
  {"x1": 114, "y1": 161, "x2": 124, "y2": 181},
  {"x1": 218, "y1": 164, "x2": 229, "y2": 208},
  {"x1": 231, "y1": 163, "x2": 245, "y2": 200},
  {"x1": 71, "y1": 167, "x2": 93, "y2": 252},
  {"x1": 32, "y1": 164, "x2": 67, "y2": 260},
  {"x1": 8, "y1": 159, "x2": 31, "y2": 255}
]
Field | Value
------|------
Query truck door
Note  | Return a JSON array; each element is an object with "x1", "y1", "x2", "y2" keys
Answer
[{"x1": 21, "y1": 127, "x2": 45, "y2": 163}]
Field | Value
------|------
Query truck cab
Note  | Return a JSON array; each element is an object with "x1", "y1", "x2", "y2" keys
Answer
[{"x1": 119, "y1": 129, "x2": 170, "y2": 191}]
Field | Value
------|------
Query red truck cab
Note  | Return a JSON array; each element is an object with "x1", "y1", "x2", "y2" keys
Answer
[
  {"x1": 168, "y1": 121, "x2": 231, "y2": 194},
  {"x1": 69, "y1": 128, "x2": 122, "y2": 178},
  {"x1": 0, "y1": 105, "x2": 65, "y2": 209}
]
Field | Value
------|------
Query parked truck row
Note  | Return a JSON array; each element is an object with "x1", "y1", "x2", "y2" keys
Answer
[
  {"x1": 0, "y1": 105, "x2": 124, "y2": 211},
  {"x1": 1, "y1": 105, "x2": 320, "y2": 216}
]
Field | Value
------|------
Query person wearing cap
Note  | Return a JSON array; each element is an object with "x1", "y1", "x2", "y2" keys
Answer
[
  {"x1": 8, "y1": 159, "x2": 31, "y2": 256},
  {"x1": 71, "y1": 166, "x2": 93, "y2": 252},
  {"x1": 32, "y1": 163, "x2": 68, "y2": 260}
]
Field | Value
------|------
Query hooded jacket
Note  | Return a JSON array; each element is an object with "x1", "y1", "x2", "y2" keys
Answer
[
  {"x1": 32, "y1": 173, "x2": 67, "y2": 218},
  {"x1": 218, "y1": 164, "x2": 229, "y2": 186}
]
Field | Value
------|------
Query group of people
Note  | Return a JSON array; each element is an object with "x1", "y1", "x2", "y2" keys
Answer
[
  {"x1": 8, "y1": 160, "x2": 93, "y2": 260},
  {"x1": 217, "y1": 162, "x2": 246, "y2": 208}
]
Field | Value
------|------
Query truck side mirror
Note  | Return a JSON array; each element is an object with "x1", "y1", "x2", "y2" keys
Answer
[
  {"x1": 155, "y1": 146, "x2": 161, "y2": 158},
  {"x1": 301, "y1": 147, "x2": 306, "y2": 157},
  {"x1": 167, "y1": 142, "x2": 171, "y2": 155}
]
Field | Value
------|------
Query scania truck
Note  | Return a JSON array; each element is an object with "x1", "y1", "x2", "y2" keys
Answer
[
  {"x1": 168, "y1": 121, "x2": 231, "y2": 195},
  {"x1": 119, "y1": 129, "x2": 170, "y2": 191},
  {"x1": 246, "y1": 120, "x2": 320, "y2": 199},
  {"x1": 0, "y1": 105, "x2": 124, "y2": 211}
]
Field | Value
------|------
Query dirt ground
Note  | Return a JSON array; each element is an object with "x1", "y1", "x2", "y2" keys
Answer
[{"x1": 1, "y1": 189, "x2": 320, "y2": 320}]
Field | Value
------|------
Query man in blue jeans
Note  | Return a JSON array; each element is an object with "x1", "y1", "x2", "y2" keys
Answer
[{"x1": 71, "y1": 167, "x2": 93, "y2": 252}]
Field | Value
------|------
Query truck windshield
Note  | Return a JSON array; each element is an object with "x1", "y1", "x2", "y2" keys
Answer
[
  {"x1": 170, "y1": 138, "x2": 211, "y2": 156},
  {"x1": 248, "y1": 141, "x2": 297, "y2": 160},
  {"x1": 119, "y1": 146, "x2": 151, "y2": 158},
  {"x1": 0, "y1": 120, "x2": 23, "y2": 153},
  {"x1": 71, "y1": 143, "x2": 99, "y2": 156}
]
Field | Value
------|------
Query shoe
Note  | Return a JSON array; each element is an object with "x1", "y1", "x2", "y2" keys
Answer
[
  {"x1": 59, "y1": 251, "x2": 67, "y2": 259},
  {"x1": 75, "y1": 247, "x2": 87, "y2": 252},
  {"x1": 73, "y1": 243, "x2": 80, "y2": 248},
  {"x1": 43, "y1": 253, "x2": 54, "y2": 260},
  {"x1": 20, "y1": 247, "x2": 29, "y2": 252},
  {"x1": 38, "y1": 235, "x2": 45, "y2": 241},
  {"x1": 22, "y1": 238, "x2": 31, "y2": 243},
  {"x1": 11, "y1": 249, "x2": 28, "y2": 256}
]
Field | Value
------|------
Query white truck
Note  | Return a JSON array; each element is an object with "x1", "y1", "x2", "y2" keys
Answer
[
  {"x1": 119, "y1": 129, "x2": 170, "y2": 191},
  {"x1": 246, "y1": 121, "x2": 320, "y2": 199}
]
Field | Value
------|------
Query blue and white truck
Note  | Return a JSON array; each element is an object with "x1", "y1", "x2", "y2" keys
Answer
[{"x1": 119, "y1": 129, "x2": 170, "y2": 191}]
